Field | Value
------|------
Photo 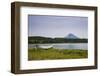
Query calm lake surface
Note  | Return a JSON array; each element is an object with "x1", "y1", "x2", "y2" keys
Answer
[{"x1": 28, "y1": 43, "x2": 88, "y2": 50}]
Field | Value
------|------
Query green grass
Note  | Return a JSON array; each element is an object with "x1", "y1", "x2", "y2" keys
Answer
[{"x1": 28, "y1": 48, "x2": 88, "y2": 60}]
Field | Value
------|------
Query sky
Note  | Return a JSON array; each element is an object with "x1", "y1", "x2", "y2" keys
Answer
[{"x1": 28, "y1": 15, "x2": 88, "y2": 38}]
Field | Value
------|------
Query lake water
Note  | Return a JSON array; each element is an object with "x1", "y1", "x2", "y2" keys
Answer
[{"x1": 28, "y1": 43, "x2": 88, "y2": 50}]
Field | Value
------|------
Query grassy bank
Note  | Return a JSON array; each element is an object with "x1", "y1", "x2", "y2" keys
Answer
[{"x1": 28, "y1": 48, "x2": 88, "y2": 60}]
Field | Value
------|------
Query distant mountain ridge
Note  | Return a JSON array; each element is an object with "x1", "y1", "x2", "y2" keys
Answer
[
  {"x1": 65, "y1": 33, "x2": 79, "y2": 39},
  {"x1": 28, "y1": 35, "x2": 88, "y2": 44}
]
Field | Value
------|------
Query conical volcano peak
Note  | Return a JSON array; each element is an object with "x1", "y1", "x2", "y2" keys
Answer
[
  {"x1": 65, "y1": 33, "x2": 79, "y2": 39},
  {"x1": 68, "y1": 33, "x2": 74, "y2": 36}
]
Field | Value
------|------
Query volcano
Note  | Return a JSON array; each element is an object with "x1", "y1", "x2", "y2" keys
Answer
[{"x1": 65, "y1": 33, "x2": 79, "y2": 39}]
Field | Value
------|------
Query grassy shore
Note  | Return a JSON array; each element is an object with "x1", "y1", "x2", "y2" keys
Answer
[{"x1": 28, "y1": 48, "x2": 88, "y2": 60}]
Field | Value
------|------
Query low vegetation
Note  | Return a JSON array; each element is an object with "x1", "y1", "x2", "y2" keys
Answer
[
  {"x1": 28, "y1": 36, "x2": 88, "y2": 44},
  {"x1": 28, "y1": 48, "x2": 88, "y2": 60}
]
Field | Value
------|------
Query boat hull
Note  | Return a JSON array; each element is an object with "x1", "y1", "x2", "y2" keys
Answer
[{"x1": 38, "y1": 45, "x2": 53, "y2": 49}]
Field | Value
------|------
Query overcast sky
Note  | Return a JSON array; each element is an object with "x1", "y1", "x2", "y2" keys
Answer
[{"x1": 28, "y1": 15, "x2": 88, "y2": 38}]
